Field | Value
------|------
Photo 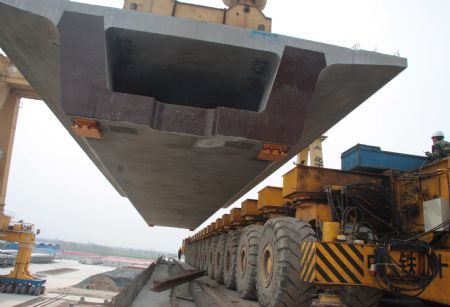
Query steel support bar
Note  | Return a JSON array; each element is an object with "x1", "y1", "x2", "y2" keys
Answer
[{"x1": 151, "y1": 270, "x2": 206, "y2": 293}]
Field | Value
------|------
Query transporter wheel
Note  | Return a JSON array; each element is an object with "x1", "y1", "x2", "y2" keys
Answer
[
  {"x1": 19, "y1": 285, "x2": 28, "y2": 294},
  {"x1": 34, "y1": 286, "x2": 42, "y2": 295},
  {"x1": 185, "y1": 244, "x2": 191, "y2": 265},
  {"x1": 213, "y1": 233, "x2": 228, "y2": 284},
  {"x1": 341, "y1": 286, "x2": 382, "y2": 307},
  {"x1": 192, "y1": 242, "x2": 197, "y2": 268},
  {"x1": 185, "y1": 247, "x2": 189, "y2": 264},
  {"x1": 6, "y1": 284, "x2": 15, "y2": 293},
  {"x1": 200, "y1": 239, "x2": 208, "y2": 271},
  {"x1": 195, "y1": 242, "x2": 202, "y2": 269},
  {"x1": 0, "y1": 283, "x2": 6, "y2": 293},
  {"x1": 256, "y1": 217, "x2": 317, "y2": 307},
  {"x1": 223, "y1": 229, "x2": 241, "y2": 290},
  {"x1": 40, "y1": 285, "x2": 46, "y2": 294},
  {"x1": 14, "y1": 284, "x2": 21, "y2": 294},
  {"x1": 194, "y1": 242, "x2": 200, "y2": 269},
  {"x1": 236, "y1": 224, "x2": 262, "y2": 300},
  {"x1": 207, "y1": 236, "x2": 218, "y2": 278},
  {"x1": 190, "y1": 243, "x2": 195, "y2": 266}
]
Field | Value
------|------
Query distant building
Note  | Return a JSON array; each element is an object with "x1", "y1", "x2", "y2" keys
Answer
[{"x1": 79, "y1": 255, "x2": 103, "y2": 265}]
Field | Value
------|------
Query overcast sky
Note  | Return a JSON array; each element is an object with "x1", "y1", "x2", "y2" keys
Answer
[{"x1": 4, "y1": 0, "x2": 450, "y2": 253}]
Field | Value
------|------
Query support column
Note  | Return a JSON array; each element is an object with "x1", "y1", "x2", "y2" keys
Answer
[
  {"x1": 297, "y1": 136, "x2": 327, "y2": 167},
  {"x1": 0, "y1": 82, "x2": 20, "y2": 215}
]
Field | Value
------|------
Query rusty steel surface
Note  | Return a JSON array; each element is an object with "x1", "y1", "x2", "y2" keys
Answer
[
  {"x1": 0, "y1": 0, "x2": 407, "y2": 228},
  {"x1": 151, "y1": 269, "x2": 206, "y2": 293}
]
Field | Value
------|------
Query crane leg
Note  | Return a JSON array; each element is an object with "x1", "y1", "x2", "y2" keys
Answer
[{"x1": 0, "y1": 83, "x2": 20, "y2": 216}]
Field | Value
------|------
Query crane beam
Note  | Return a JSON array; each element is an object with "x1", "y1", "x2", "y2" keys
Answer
[{"x1": 0, "y1": 54, "x2": 39, "y2": 212}]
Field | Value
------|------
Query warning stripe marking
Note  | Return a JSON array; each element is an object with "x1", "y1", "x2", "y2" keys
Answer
[
  {"x1": 316, "y1": 248, "x2": 347, "y2": 283},
  {"x1": 348, "y1": 243, "x2": 364, "y2": 261},
  {"x1": 300, "y1": 242, "x2": 316, "y2": 282},
  {"x1": 300, "y1": 242, "x2": 365, "y2": 284},
  {"x1": 334, "y1": 243, "x2": 364, "y2": 276},
  {"x1": 321, "y1": 243, "x2": 361, "y2": 284}
]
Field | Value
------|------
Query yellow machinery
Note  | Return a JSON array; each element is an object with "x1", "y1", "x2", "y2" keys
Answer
[
  {"x1": 0, "y1": 213, "x2": 45, "y2": 295},
  {"x1": 0, "y1": 55, "x2": 46, "y2": 294},
  {"x1": 184, "y1": 152, "x2": 450, "y2": 306},
  {"x1": 123, "y1": 0, "x2": 272, "y2": 32}
]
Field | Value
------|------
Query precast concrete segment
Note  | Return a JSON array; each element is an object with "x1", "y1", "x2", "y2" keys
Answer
[{"x1": 0, "y1": 0, "x2": 407, "y2": 229}]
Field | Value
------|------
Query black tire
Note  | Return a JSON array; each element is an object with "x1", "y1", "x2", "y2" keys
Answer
[
  {"x1": 256, "y1": 217, "x2": 317, "y2": 307},
  {"x1": 236, "y1": 225, "x2": 262, "y2": 300},
  {"x1": 200, "y1": 239, "x2": 208, "y2": 271},
  {"x1": 40, "y1": 286, "x2": 46, "y2": 295},
  {"x1": 194, "y1": 242, "x2": 200, "y2": 269},
  {"x1": 185, "y1": 243, "x2": 191, "y2": 265},
  {"x1": 203, "y1": 239, "x2": 210, "y2": 271},
  {"x1": 223, "y1": 229, "x2": 241, "y2": 290},
  {"x1": 32, "y1": 286, "x2": 41, "y2": 295},
  {"x1": 14, "y1": 284, "x2": 21, "y2": 294},
  {"x1": 341, "y1": 286, "x2": 382, "y2": 307},
  {"x1": 196, "y1": 241, "x2": 202, "y2": 268},
  {"x1": 207, "y1": 236, "x2": 218, "y2": 278},
  {"x1": 6, "y1": 284, "x2": 14, "y2": 293},
  {"x1": 213, "y1": 233, "x2": 228, "y2": 283}
]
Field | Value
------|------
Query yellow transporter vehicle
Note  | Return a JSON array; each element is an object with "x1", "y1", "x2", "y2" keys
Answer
[
  {"x1": 0, "y1": 213, "x2": 46, "y2": 295},
  {"x1": 184, "y1": 145, "x2": 450, "y2": 306}
]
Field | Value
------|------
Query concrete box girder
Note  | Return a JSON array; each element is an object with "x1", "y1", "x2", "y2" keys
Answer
[{"x1": 0, "y1": 0, "x2": 407, "y2": 229}]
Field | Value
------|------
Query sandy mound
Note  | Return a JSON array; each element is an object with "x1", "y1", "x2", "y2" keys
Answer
[
  {"x1": 74, "y1": 268, "x2": 143, "y2": 292},
  {"x1": 75, "y1": 274, "x2": 120, "y2": 292}
]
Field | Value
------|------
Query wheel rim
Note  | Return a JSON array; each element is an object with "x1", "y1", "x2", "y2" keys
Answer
[
  {"x1": 239, "y1": 246, "x2": 247, "y2": 278},
  {"x1": 261, "y1": 243, "x2": 274, "y2": 288}
]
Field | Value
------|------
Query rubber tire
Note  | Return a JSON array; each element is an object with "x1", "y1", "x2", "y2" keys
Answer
[
  {"x1": 341, "y1": 286, "x2": 382, "y2": 307},
  {"x1": 6, "y1": 284, "x2": 15, "y2": 293},
  {"x1": 223, "y1": 229, "x2": 241, "y2": 290},
  {"x1": 0, "y1": 283, "x2": 5, "y2": 293},
  {"x1": 19, "y1": 285, "x2": 27, "y2": 294},
  {"x1": 201, "y1": 239, "x2": 208, "y2": 271},
  {"x1": 203, "y1": 238, "x2": 210, "y2": 272},
  {"x1": 256, "y1": 217, "x2": 318, "y2": 307},
  {"x1": 40, "y1": 286, "x2": 46, "y2": 295},
  {"x1": 14, "y1": 284, "x2": 21, "y2": 294},
  {"x1": 236, "y1": 225, "x2": 262, "y2": 300},
  {"x1": 32, "y1": 286, "x2": 41, "y2": 296},
  {"x1": 193, "y1": 242, "x2": 200, "y2": 269},
  {"x1": 207, "y1": 236, "x2": 218, "y2": 278},
  {"x1": 213, "y1": 233, "x2": 228, "y2": 283},
  {"x1": 192, "y1": 242, "x2": 197, "y2": 268},
  {"x1": 195, "y1": 241, "x2": 203, "y2": 270}
]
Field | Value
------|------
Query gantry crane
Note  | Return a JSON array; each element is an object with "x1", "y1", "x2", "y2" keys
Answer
[{"x1": 0, "y1": 54, "x2": 46, "y2": 294}]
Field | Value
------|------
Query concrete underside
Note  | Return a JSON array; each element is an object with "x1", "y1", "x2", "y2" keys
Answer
[{"x1": 0, "y1": 0, "x2": 407, "y2": 229}]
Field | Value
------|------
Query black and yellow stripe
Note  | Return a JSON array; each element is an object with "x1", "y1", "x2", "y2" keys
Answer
[
  {"x1": 299, "y1": 242, "x2": 364, "y2": 285},
  {"x1": 299, "y1": 241, "x2": 316, "y2": 283}
]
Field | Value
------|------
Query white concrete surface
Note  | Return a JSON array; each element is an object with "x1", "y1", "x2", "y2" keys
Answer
[
  {"x1": 0, "y1": 259, "x2": 117, "y2": 306},
  {"x1": 0, "y1": 259, "x2": 116, "y2": 289},
  {"x1": 131, "y1": 263, "x2": 171, "y2": 307}
]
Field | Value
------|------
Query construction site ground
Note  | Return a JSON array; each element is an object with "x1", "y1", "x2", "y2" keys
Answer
[
  {"x1": 0, "y1": 259, "x2": 119, "y2": 306},
  {"x1": 0, "y1": 258, "x2": 444, "y2": 306},
  {"x1": 141, "y1": 260, "x2": 442, "y2": 307}
]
